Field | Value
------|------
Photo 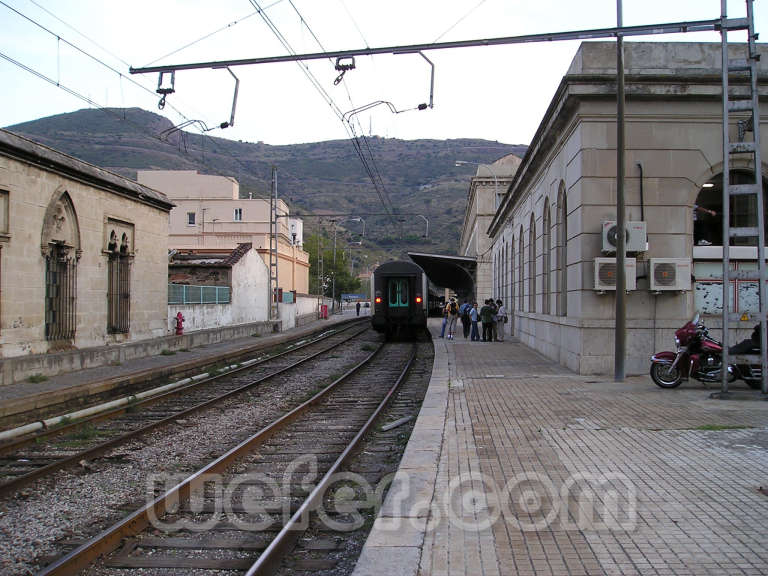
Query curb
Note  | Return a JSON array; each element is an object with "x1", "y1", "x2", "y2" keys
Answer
[{"x1": 352, "y1": 327, "x2": 449, "y2": 576}]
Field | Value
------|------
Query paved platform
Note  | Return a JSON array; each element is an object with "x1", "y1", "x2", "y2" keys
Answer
[
  {"x1": 354, "y1": 318, "x2": 768, "y2": 576},
  {"x1": 0, "y1": 312, "x2": 360, "y2": 428}
]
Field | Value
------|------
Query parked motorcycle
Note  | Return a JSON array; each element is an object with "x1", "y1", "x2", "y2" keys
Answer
[{"x1": 650, "y1": 312, "x2": 761, "y2": 389}]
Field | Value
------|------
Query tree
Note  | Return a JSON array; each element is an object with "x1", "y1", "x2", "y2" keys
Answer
[{"x1": 305, "y1": 232, "x2": 362, "y2": 301}]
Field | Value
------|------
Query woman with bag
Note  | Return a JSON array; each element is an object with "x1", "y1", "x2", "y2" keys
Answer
[{"x1": 495, "y1": 299, "x2": 507, "y2": 342}]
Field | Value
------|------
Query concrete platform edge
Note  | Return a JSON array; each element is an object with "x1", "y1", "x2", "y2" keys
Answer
[
  {"x1": 351, "y1": 334, "x2": 448, "y2": 576},
  {"x1": 0, "y1": 315, "x2": 359, "y2": 422}
]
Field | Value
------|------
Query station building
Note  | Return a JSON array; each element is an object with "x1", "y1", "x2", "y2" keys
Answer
[
  {"x1": 485, "y1": 41, "x2": 768, "y2": 375},
  {"x1": 0, "y1": 129, "x2": 173, "y2": 358},
  {"x1": 136, "y1": 170, "x2": 310, "y2": 296}
]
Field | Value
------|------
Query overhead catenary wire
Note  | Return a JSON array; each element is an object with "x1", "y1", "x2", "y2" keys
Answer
[
  {"x1": 0, "y1": 0, "x2": 194, "y2": 124},
  {"x1": 248, "y1": 0, "x2": 400, "y2": 230},
  {"x1": 0, "y1": 0, "x2": 268, "y2": 190}
]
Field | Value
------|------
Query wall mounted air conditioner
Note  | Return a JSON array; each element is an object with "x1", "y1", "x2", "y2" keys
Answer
[
  {"x1": 650, "y1": 258, "x2": 691, "y2": 291},
  {"x1": 602, "y1": 221, "x2": 647, "y2": 253},
  {"x1": 594, "y1": 257, "x2": 637, "y2": 292}
]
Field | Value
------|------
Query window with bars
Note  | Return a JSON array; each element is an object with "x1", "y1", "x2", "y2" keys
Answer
[
  {"x1": 107, "y1": 253, "x2": 130, "y2": 333},
  {"x1": 45, "y1": 244, "x2": 77, "y2": 341}
]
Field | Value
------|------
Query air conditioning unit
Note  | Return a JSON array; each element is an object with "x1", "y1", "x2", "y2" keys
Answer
[
  {"x1": 650, "y1": 258, "x2": 691, "y2": 291},
  {"x1": 594, "y1": 257, "x2": 637, "y2": 291},
  {"x1": 602, "y1": 221, "x2": 647, "y2": 253}
]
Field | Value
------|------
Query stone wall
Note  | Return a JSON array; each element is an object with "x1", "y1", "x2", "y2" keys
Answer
[{"x1": 0, "y1": 140, "x2": 170, "y2": 358}]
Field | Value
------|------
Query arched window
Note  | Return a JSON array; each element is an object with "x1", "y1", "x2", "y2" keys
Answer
[
  {"x1": 42, "y1": 191, "x2": 80, "y2": 342},
  {"x1": 557, "y1": 182, "x2": 567, "y2": 316},
  {"x1": 518, "y1": 228, "x2": 525, "y2": 311},
  {"x1": 529, "y1": 214, "x2": 536, "y2": 312},
  {"x1": 542, "y1": 201, "x2": 551, "y2": 315}
]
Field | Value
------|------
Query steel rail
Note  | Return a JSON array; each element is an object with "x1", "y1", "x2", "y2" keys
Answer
[
  {"x1": 37, "y1": 340, "x2": 393, "y2": 576},
  {"x1": 0, "y1": 318, "x2": 366, "y2": 455},
  {"x1": 0, "y1": 322, "x2": 369, "y2": 498},
  {"x1": 246, "y1": 343, "x2": 417, "y2": 576},
  {"x1": 128, "y1": 19, "x2": 733, "y2": 75}
]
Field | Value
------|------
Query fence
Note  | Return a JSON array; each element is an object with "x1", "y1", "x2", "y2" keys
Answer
[{"x1": 168, "y1": 284, "x2": 231, "y2": 305}]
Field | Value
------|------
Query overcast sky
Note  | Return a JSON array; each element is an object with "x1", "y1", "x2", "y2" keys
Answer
[{"x1": 0, "y1": 0, "x2": 763, "y2": 146}]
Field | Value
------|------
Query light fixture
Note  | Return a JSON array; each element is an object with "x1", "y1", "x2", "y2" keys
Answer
[{"x1": 702, "y1": 182, "x2": 715, "y2": 188}]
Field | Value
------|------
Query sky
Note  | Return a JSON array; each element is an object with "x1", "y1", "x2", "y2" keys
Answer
[{"x1": 0, "y1": 0, "x2": 764, "y2": 146}]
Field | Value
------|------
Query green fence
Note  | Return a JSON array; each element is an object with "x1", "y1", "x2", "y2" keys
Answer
[{"x1": 168, "y1": 284, "x2": 231, "y2": 305}]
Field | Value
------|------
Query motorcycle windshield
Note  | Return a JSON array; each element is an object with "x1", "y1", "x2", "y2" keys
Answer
[{"x1": 691, "y1": 311, "x2": 700, "y2": 326}]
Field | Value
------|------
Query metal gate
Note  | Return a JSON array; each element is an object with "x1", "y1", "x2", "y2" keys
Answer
[
  {"x1": 107, "y1": 254, "x2": 130, "y2": 334},
  {"x1": 45, "y1": 246, "x2": 77, "y2": 341}
]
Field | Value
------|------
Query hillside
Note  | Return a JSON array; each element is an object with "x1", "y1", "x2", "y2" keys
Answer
[{"x1": 6, "y1": 108, "x2": 526, "y2": 259}]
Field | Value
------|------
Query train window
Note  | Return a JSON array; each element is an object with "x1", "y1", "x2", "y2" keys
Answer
[{"x1": 388, "y1": 278, "x2": 409, "y2": 307}]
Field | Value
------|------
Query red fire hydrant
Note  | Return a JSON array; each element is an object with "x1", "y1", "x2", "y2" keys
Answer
[{"x1": 174, "y1": 312, "x2": 185, "y2": 335}]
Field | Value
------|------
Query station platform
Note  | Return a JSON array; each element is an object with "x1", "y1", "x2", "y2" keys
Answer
[
  {"x1": 0, "y1": 312, "x2": 360, "y2": 428},
  {"x1": 353, "y1": 318, "x2": 768, "y2": 576}
]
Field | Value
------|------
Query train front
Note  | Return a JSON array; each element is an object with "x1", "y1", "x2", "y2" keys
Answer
[{"x1": 371, "y1": 261, "x2": 427, "y2": 338}]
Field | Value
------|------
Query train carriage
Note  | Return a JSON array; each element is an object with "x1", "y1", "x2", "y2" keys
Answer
[{"x1": 370, "y1": 260, "x2": 428, "y2": 339}]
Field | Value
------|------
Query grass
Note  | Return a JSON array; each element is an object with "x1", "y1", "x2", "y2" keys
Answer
[
  {"x1": 160, "y1": 349, "x2": 176, "y2": 356},
  {"x1": 693, "y1": 424, "x2": 752, "y2": 431},
  {"x1": 27, "y1": 373, "x2": 48, "y2": 383}
]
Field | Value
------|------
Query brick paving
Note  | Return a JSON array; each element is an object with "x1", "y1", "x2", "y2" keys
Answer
[{"x1": 355, "y1": 319, "x2": 768, "y2": 576}]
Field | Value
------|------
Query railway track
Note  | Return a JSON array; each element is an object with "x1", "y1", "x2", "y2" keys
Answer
[
  {"x1": 37, "y1": 341, "x2": 421, "y2": 576},
  {"x1": 0, "y1": 320, "x2": 369, "y2": 498}
]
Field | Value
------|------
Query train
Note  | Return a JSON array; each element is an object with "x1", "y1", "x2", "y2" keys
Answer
[{"x1": 370, "y1": 260, "x2": 428, "y2": 339}]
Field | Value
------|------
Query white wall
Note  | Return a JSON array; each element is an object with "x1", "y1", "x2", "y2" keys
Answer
[{"x1": 167, "y1": 247, "x2": 270, "y2": 332}]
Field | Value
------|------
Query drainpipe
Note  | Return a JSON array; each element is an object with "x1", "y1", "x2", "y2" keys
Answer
[{"x1": 637, "y1": 163, "x2": 645, "y2": 222}]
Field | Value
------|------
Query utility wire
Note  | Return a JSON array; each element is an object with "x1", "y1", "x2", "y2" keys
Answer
[
  {"x1": 0, "y1": 0, "x2": 194, "y2": 123},
  {"x1": 0, "y1": 1, "x2": 285, "y2": 199},
  {"x1": 337, "y1": 0, "x2": 370, "y2": 48},
  {"x1": 282, "y1": 0, "x2": 399, "y2": 228},
  {"x1": 141, "y1": 3, "x2": 285, "y2": 67},
  {"x1": 432, "y1": 0, "x2": 488, "y2": 43},
  {"x1": 0, "y1": 48, "x2": 271, "y2": 201},
  {"x1": 26, "y1": 0, "x2": 131, "y2": 67},
  {"x1": 249, "y1": 0, "x2": 399, "y2": 229}
]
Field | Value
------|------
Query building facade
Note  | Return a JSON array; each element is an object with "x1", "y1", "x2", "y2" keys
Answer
[
  {"x1": 487, "y1": 42, "x2": 768, "y2": 375},
  {"x1": 0, "y1": 129, "x2": 173, "y2": 358},
  {"x1": 458, "y1": 155, "x2": 520, "y2": 304},
  {"x1": 137, "y1": 170, "x2": 310, "y2": 295}
]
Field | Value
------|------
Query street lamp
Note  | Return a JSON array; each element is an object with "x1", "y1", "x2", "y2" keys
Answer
[
  {"x1": 416, "y1": 214, "x2": 429, "y2": 238},
  {"x1": 455, "y1": 160, "x2": 501, "y2": 209}
]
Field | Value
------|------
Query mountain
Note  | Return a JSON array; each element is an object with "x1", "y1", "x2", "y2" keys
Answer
[{"x1": 6, "y1": 108, "x2": 526, "y2": 259}]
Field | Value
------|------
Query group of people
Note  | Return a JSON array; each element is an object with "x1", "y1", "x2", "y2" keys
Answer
[{"x1": 439, "y1": 297, "x2": 507, "y2": 342}]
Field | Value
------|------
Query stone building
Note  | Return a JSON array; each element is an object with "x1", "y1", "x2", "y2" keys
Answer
[
  {"x1": 0, "y1": 129, "x2": 173, "y2": 358},
  {"x1": 458, "y1": 154, "x2": 521, "y2": 304},
  {"x1": 136, "y1": 170, "x2": 309, "y2": 295},
  {"x1": 487, "y1": 42, "x2": 768, "y2": 375}
]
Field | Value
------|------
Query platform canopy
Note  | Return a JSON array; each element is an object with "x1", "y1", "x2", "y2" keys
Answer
[{"x1": 408, "y1": 252, "x2": 477, "y2": 299}]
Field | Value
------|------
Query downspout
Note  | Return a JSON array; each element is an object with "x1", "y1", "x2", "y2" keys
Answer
[{"x1": 637, "y1": 162, "x2": 645, "y2": 222}]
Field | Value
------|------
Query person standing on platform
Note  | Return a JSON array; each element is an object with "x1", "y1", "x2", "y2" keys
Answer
[
  {"x1": 470, "y1": 301, "x2": 480, "y2": 341},
  {"x1": 495, "y1": 299, "x2": 507, "y2": 342},
  {"x1": 356, "y1": 301, "x2": 361, "y2": 316},
  {"x1": 459, "y1": 299, "x2": 471, "y2": 339},
  {"x1": 446, "y1": 297, "x2": 459, "y2": 340},
  {"x1": 439, "y1": 300, "x2": 449, "y2": 338},
  {"x1": 480, "y1": 299, "x2": 494, "y2": 342},
  {"x1": 490, "y1": 299, "x2": 499, "y2": 342}
]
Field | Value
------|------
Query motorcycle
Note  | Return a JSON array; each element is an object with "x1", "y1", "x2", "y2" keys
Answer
[{"x1": 650, "y1": 312, "x2": 762, "y2": 389}]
